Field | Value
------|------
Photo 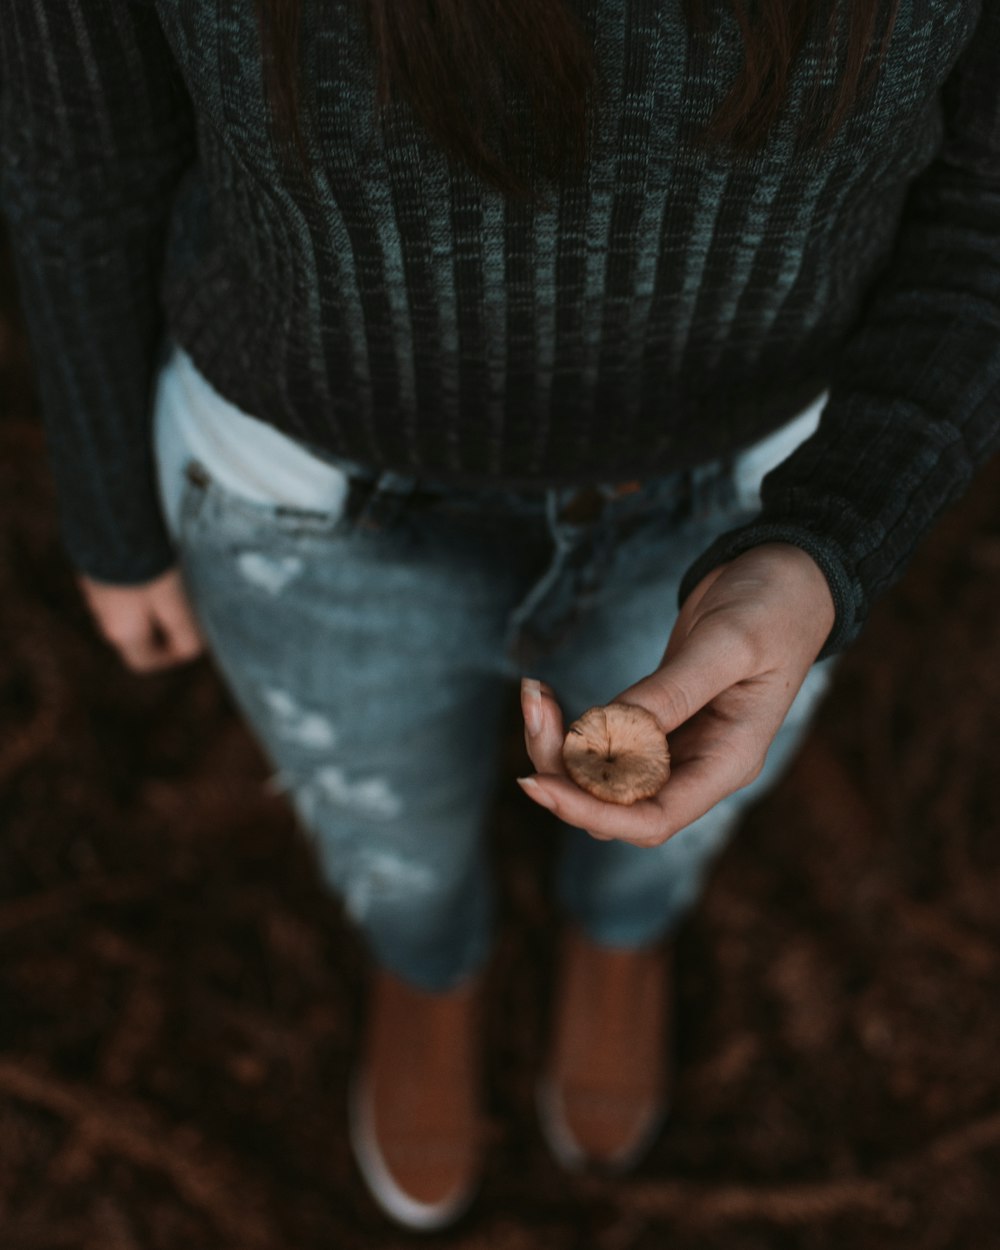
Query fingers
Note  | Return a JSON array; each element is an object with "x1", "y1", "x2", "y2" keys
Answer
[
  {"x1": 151, "y1": 574, "x2": 206, "y2": 665},
  {"x1": 515, "y1": 607, "x2": 784, "y2": 847},
  {"x1": 120, "y1": 633, "x2": 182, "y2": 674},
  {"x1": 519, "y1": 678, "x2": 618, "y2": 841},
  {"x1": 518, "y1": 668, "x2": 795, "y2": 848},
  {"x1": 520, "y1": 677, "x2": 566, "y2": 775},
  {"x1": 517, "y1": 721, "x2": 762, "y2": 847},
  {"x1": 97, "y1": 595, "x2": 166, "y2": 673},
  {"x1": 78, "y1": 567, "x2": 206, "y2": 674},
  {"x1": 107, "y1": 614, "x2": 192, "y2": 673}
]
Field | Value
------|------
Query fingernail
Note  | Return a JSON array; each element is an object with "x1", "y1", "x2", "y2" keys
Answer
[
  {"x1": 521, "y1": 677, "x2": 542, "y2": 737},
  {"x1": 517, "y1": 775, "x2": 555, "y2": 809}
]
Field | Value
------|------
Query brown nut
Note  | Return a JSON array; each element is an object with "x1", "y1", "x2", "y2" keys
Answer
[{"x1": 561, "y1": 702, "x2": 671, "y2": 805}]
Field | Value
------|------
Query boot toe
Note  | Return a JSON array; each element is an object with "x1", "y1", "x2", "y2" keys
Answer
[
  {"x1": 349, "y1": 1071, "x2": 479, "y2": 1231},
  {"x1": 538, "y1": 927, "x2": 672, "y2": 1174}
]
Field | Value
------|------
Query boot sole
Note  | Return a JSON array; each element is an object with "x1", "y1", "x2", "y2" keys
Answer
[
  {"x1": 535, "y1": 1073, "x2": 668, "y2": 1175},
  {"x1": 347, "y1": 1068, "x2": 479, "y2": 1231}
]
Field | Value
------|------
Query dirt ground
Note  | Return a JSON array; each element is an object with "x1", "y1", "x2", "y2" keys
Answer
[{"x1": 2, "y1": 225, "x2": 999, "y2": 1250}]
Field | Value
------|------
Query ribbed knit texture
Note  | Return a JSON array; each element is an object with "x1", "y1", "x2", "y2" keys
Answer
[{"x1": 1, "y1": 0, "x2": 999, "y2": 656}]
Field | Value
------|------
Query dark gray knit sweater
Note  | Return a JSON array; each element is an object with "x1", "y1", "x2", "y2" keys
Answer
[{"x1": 2, "y1": 0, "x2": 999, "y2": 655}]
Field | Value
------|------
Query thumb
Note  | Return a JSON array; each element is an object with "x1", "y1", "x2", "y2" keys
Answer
[{"x1": 614, "y1": 616, "x2": 752, "y2": 734}]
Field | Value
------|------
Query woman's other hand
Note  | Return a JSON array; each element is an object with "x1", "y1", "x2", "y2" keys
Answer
[
  {"x1": 76, "y1": 567, "x2": 206, "y2": 674},
  {"x1": 518, "y1": 543, "x2": 835, "y2": 846}
]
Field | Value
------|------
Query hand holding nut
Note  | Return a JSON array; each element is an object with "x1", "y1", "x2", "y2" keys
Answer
[{"x1": 561, "y1": 702, "x2": 671, "y2": 805}]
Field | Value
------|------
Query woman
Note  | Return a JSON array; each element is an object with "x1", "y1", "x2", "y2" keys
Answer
[{"x1": 2, "y1": 0, "x2": 997, "y2": 1230}]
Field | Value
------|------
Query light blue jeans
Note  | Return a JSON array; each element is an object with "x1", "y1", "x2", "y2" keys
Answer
[{"x1": 153, "y1": 346, "x2": 834, "y2": 990}]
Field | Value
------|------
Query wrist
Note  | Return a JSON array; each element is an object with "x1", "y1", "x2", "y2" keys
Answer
[
  {"x1": 757, "y1": 542, "x2": 836, "y2": 637},
  {"x1": 679, "y1": 525, "x2": 857, "y2": 660}
]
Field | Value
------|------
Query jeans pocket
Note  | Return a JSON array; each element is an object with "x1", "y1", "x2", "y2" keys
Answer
[{"x1": 177, "y1": 456, "x2": 356, "y2": 549}]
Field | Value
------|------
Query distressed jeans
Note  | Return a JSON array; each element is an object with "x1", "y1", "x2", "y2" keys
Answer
[{"x1": 153, "y1": 346, "x2": 834, "y2": 991}]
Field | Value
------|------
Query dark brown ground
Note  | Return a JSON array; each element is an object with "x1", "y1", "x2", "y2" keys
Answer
[{"x1": 2, "y1": 226, "x2": 999, "y2": 1250}]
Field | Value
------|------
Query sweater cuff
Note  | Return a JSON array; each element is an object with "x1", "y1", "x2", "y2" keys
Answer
[
  {"x1": 63, "y1": 525, "x2": 179, "y2": 588},
  {"x1": 677, "y1": 521, "x2": 862, "y2": 662}
]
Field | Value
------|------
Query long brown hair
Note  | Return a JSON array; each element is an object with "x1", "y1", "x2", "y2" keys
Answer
[{"x1": 254, "y1": 0, "x2": 901, "y2": 197}]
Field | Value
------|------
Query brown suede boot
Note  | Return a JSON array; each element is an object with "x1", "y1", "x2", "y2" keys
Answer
[
  {"x1": 537, "y1": 926, "x2": 672, "y2": 1173},
  {"x1": 349, "y1": 967, "x2": 485, "y2": 1230}
]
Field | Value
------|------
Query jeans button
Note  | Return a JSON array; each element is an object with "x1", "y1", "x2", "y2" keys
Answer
[{"x1": 559, "y1": 487, "x2": 604, "y2": 524}]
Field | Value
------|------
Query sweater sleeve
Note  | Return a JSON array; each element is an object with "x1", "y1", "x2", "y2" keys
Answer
[
  {"x1": 678, "y1": 0, "x2": 1000, "y2": 660},
  {"x1": 0, "y1": 0, "x2": 196, "y2": 584}
]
